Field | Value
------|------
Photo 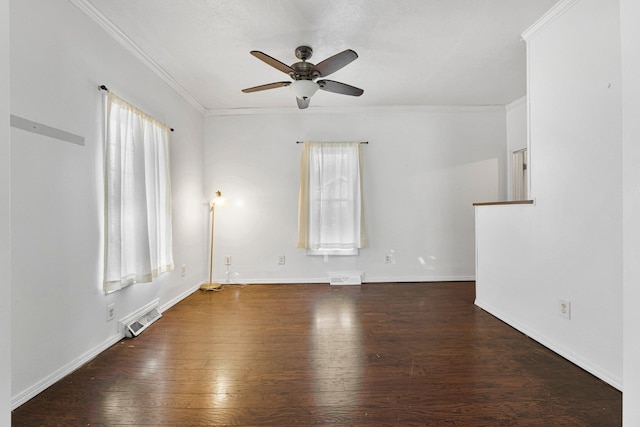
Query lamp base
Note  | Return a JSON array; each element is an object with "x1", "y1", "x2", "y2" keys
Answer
[{"x1": 200, "y1": 282, "x2": 222, "y2": 291}]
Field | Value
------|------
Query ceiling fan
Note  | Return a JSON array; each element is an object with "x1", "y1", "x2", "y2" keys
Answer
[{"x1": 241, "y1": 46, "x2": 364, "y2": 109}]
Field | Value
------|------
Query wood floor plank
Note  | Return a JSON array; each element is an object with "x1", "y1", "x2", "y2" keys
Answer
[{"x1": 12, "y1": 282, "x2": 621, "y2": 426}]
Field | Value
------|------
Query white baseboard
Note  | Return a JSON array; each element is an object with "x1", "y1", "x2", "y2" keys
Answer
[
  {"x1": 215, "y1": 275, "x2": 476, "y2": 285},
  {"x1": 215, "y1": 277, "x2": 329, "y2": 285},
  {"x1": 11, "y1": 332, "x2": 123, "y2": 410},
  {"x1": 11, "y1": 283, "x2": 202, "y2": 410},
  {"x1": 159, "y1": 283, "x2": 201, "y2": 313},
  {"x1": 364, "y1": 275, "x2": 475, "y2": 283},
  {"x1": 475, "y1": 298, "x2": 622, "y2": 391}
]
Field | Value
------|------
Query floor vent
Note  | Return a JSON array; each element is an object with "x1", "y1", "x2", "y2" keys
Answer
[
  {"x1": 329, "y1": 271, "x2": 363, "y2": 286},
  {"x1": 125, "y1": 307, "x2": 162, "y2": 338}
]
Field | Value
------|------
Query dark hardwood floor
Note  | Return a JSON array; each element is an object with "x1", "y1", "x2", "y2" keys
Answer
[{"x1": 12, "y1": 282, "x2": 621, "y2": 426}]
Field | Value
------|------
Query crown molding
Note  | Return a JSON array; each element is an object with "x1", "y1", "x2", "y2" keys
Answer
[
  {"x1": 67, "y1": 0, "x2": 517, "y2": 118},
  {"x1": 521, "y1": 0, "x2": 581, "y2": 41},
  {"x1": 205, "y1": 104, "x2": 506, "y2": 117},
  {"x1": 68, "y1": 0, "x2": 206, "y2": 114}
]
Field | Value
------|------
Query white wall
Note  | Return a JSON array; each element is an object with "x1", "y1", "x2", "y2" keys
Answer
[
  {"x1": 204, "y1": 107, "x2": 506, "y2": 284},
  {"x1": 506, "y1": 96, "x2": 528, "y2": 200},
  {"x1": 475, "y1": 0, "x2": 622, "y2": 388},
  {"x1": 10, "y1": 0, "x2": 206, "y2": 407},
  {"x1": 621, "y1": 0, "x2": 640, "y2": 423},
  {"x1": 1, "y1": 0, "x2": 11, "y2": 422}
]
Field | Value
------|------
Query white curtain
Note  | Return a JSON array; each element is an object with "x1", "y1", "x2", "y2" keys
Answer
[
  {"x1": 103, "y1": 92, "x2": 173, "y2": 292},
  {"x1": 298, "y1": 142, "x2": 366, "y2": 250}
]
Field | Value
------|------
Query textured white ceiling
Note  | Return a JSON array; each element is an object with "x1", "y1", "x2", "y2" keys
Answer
[{"x1": 85, "y1": 0, "x2": 559, "y2": 111}]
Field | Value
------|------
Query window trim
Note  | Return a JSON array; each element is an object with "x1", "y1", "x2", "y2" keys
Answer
[{"x1": 306, "y1": 248, "x2": 360, "y2": 256}]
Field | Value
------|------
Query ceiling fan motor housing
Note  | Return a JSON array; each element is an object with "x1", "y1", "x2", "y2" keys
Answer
[
  {"x1": 295, "y1": 45, "x2": 313, "y2": 61},
  {"x1": 290, "y1": 61, "x2": 316, "y2": 80}
]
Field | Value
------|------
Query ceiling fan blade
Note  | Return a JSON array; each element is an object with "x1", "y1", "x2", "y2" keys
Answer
[
  {"x1": 312, "y1": 49, "x2": 358, "y2": 77},
  {"x1": 317, "y1": 80, "x2": 364, "y2": 97},
  {"x1": 296, "y1": 97, "x2": 310, "y2": 109},
  {"x1": 242, "y1": 81, "x2": 291, "y2": 93},
  {"x1": 250, "y1": 51, "x2": 295, "y2": 75}
]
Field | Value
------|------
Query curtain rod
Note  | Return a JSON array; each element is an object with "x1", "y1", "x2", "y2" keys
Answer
[
  {"x1": 99, "y1": 85, "x2": 174, "y2": 132},
  {"x1": 296, "y1": 141, "x2": 368, "y2": 144}
]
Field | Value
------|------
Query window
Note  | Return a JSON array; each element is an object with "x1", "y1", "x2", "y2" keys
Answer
[
  {"x1": 297, "y1": 142, "x2": 366, "y2": 255},
  {"x1": 103, "y1": 91, "x2": 173, "y2": 292}
]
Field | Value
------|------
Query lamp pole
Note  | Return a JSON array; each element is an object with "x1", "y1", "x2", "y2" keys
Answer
[{"x1": 201, "y1": 191, "x2": 225, "y2": 291}]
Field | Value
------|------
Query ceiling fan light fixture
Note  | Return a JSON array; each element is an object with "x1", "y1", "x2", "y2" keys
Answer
[{"x1": 289, "y1": 79, "x2": 319, "y2": 100}]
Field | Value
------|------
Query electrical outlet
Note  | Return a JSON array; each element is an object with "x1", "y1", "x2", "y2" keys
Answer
[
  {"x1": 107, "y1": 303, "x2": 115, "y2": 322},
  {"x1": 385, "y1": 255, "x2": 392, "y2": 263},
  {"x1": 559, "y1": 300, "x2": 571, "y2": 319},
  {"x1": 225, "y1": 256, "x2": 232, "y2": 265},
  {"x1": 278, "y1": 255, "x2": 286, "y2": 265},
  {"x1": 181, "y1": 264, "x2": 186, "y2": 277}
]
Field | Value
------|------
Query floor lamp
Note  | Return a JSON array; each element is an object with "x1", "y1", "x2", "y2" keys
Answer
[{"x1": 200, "y1": 191, "x2": 227, "y2": 291}]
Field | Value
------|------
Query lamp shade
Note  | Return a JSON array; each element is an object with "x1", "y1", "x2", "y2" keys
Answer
[
  {"x1": 289, "y1": 80, "x2": 319, "y2": 100},
  {"x1": 211, "y1": 190, "x2": 228, "y2": 207}
]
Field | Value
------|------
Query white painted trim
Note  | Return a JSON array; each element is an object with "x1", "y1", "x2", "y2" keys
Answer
[
  {"x1": 63, "y1": 0, "x2": 513, "y2": 118},
  {"x1": 217, "y1": 277, "x2": 330, "y2": 285},
  {"x1": 473, "y1": 199, "x2": 537, "y2": 208},
  {"x1": 219, "y1": 275, "x2": 476, "y2": 285},
  {"x1": 206, "y1": 104, "x2": 506, "y2": 117},
  {"x1": 521, "y1": 0, "x2": 581, "y2": 41},
  {"x1": 66, "y1": 0, "x2": 516, "y2": 118},
  {"x1": 11, "y1": 282, "x2": 204, "y2": 410},
  {"x1": 307, "y1": 248, "x2": 359, "y2": 256},
  {"x1": 159, "y1": 284, "x2": 201, "y2": 313},
  {"x1": 11, "y1": 332, "x2": 122, "y2": 409},
  {"x1": 525, "y1": 44, "x2": 533, "y2": 200},
  {"x1": 365, "y1": 275, "x2": 476, "y2": 283},
  {"x1": 475, "y1": 298, "x2": 622, "y2": 391},
  {"x1": 506, "y1": 96, "x2": 527, "y2": 112},
  {"x1": 10, "y1": 114, "x2": 85, "y2": 145},
  {"x1": 67, "y1": 0, "x2": 206, "y2": 114}
]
